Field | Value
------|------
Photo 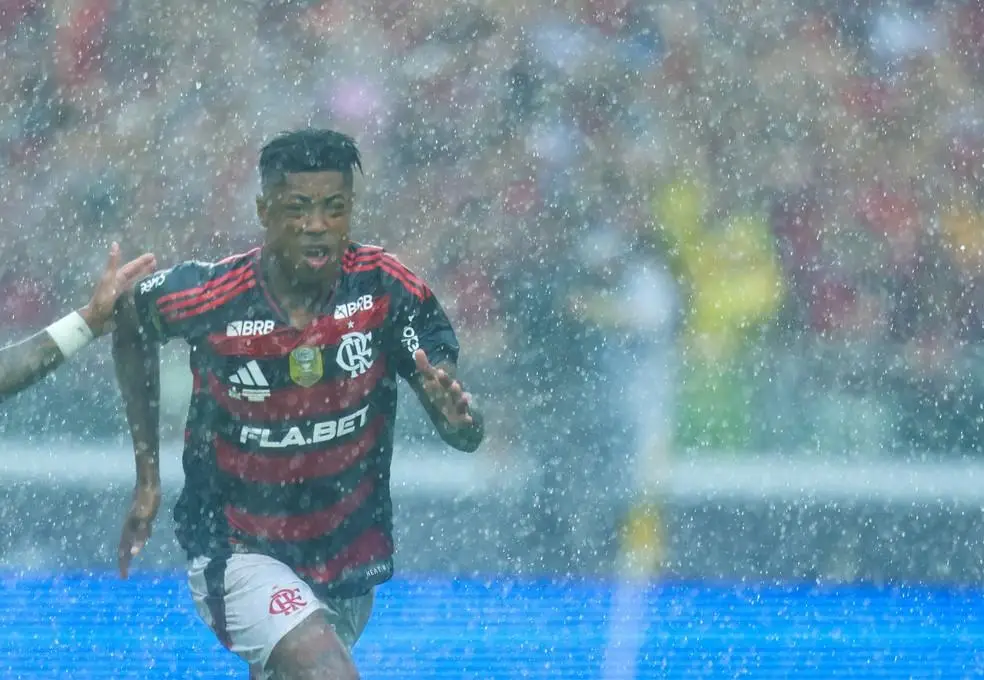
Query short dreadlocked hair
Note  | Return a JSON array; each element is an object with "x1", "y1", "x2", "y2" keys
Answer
[{"x1": 259, "y1": 129, "x2": 364, "y2": 193}]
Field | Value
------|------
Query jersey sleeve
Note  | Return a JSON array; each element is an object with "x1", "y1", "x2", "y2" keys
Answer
[
  {"x1": 130, "y1": 261, "x2": 212, "y2": 344},
  {"x1": 384, "y1": 260, "x2": 460, "y2": 382}
]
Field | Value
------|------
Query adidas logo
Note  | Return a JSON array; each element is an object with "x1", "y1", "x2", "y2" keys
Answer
[{"x1": 228, "y1": 361, "x2": 271, "y2": 402}]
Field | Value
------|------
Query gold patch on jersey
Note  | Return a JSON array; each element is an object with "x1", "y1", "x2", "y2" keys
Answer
[{"x1": 289, "y1": 346, "x2": 323, "y2": 387}]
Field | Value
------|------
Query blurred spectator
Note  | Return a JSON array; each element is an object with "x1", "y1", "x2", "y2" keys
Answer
[
  {"x1": 564, "y1": 204, "x2": 680, "y2": 565},
  {"x1": 2, "y1": 0, "x2": 984, "y2": 467}
]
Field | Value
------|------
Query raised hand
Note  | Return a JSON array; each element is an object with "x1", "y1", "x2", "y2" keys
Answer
[{"x1": 82, "y1": 242, "x2": 157, "y2": 336}]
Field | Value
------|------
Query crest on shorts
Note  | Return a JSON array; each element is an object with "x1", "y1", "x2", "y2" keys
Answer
[
  {"x1": 289, "y1": 345, "x2": 323, "y2": 387},
  {"x1": 269, "y1": 587, "x2": 307, "y2": 616}
]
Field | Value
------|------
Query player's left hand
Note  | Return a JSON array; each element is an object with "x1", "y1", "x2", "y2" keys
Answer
[{"x1": 413, "y1": 349, "x2": 474, "y2": 429}]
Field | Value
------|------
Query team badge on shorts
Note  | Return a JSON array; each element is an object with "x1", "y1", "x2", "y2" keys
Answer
[{"x1": 289, "y1": 346, "x2": 323, "y2": 387}]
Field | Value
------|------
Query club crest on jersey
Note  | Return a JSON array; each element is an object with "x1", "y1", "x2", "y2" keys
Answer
[
  {"x1": 336, "y1": 331, "x2": 374, "y2": 378},
  {"x1": 289, "y1": 346, "x2": 324, "y2": 387}
]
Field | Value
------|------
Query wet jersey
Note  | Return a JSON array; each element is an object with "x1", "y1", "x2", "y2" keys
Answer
[{"x1": 131, "y1": 243, "x2": 459, "y2": 596}]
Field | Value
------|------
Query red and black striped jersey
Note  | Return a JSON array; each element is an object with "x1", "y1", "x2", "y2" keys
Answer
[{"x1": 131, "y1": 243, "x2": 459, "y2": 596}]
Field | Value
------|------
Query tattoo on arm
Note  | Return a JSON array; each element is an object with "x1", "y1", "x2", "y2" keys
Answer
[{"x1": 0, "y1": 330, "x2": 69, "y2": 401}]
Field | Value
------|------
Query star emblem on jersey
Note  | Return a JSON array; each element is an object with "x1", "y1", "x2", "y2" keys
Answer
[
  {"x1": 289, "y1": 346, "x2": 324, "y2": 388},
  {"x1": 228, "y1": 360, "x2": 271, "y2": 402},
  {"x1": 336, "y1": 331, "x2": 374, "y2": 378}
]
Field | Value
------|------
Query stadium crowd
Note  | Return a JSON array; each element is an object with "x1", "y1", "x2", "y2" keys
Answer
[{"x1": 1, "y1": 0, "x2": 984, "y2": 462}]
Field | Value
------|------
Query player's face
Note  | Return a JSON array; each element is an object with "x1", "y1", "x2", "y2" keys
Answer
[{"x1": 258, "y1": 171, "x2": 352, "y2": 285}]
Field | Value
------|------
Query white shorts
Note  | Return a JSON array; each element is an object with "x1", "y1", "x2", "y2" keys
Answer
[{"x1": 187, "y1": 552, "x2": 374, "y2": 677}]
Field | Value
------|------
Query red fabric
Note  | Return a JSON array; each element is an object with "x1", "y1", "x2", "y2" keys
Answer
[
  {"x1": 56, "y1": 0, "x2": 113, "y2": 86},
  {"x1": 226, "y1": 478, "x2": 375, "y2": 541},
  {"x1": 857, "y1": 183, "x2": 918, "y2": 237}
]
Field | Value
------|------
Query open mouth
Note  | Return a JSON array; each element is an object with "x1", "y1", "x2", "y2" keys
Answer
[{"x1": 301, "y1": 246, "x2": 333, "y2": 269}]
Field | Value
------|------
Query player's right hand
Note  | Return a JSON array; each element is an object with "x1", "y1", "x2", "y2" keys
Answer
[
  {"x1": 81, "y1": 242, "x2": 157, "y2": 336},
  {"x1": 118, "y1": 482, "x2": 161, "y2": 579}
]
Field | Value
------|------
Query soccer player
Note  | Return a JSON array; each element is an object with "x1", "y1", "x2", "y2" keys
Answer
[
  {"x1": 0, "y1": 242, "x2": 155, "y2": 400},
  {"x1": 112, "y1": 129, "x2": 485, "y2": 680}
]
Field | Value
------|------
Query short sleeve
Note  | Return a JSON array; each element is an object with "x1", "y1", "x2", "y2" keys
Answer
[
  {"x1": 130, "y1": 261, "x2": 212, "y2": 344},
  {"x1": 383, "y1": 261, "x2": 460, "y2": 381}
]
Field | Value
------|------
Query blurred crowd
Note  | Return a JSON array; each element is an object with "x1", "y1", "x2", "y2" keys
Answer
[{"x1": 2, "y1": 0, "x2": 984, "y2": 467}]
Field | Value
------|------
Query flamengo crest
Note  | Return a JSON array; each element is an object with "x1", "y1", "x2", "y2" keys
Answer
[{"x1": 336, "y1": 331, "x2": 374, "y2": 378}]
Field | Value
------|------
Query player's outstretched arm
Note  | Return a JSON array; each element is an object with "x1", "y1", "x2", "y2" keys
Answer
[
  {"x1": 410, "y1": 349, "x2": 485, "y2": 453},
  {"x1": 0, "y1": 242, "x2": 155, "y2": 402},
  {"x1": 112, "y1": 287, "x2": 162, "y2": 579}
]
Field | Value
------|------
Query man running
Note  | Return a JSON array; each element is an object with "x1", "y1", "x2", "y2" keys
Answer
[
  {"x1": 0, "y1": 242, "x2": 154, "y2": 399},
  {"x1": 112, "y1": 129, "x2": 484, "y2": 679}
]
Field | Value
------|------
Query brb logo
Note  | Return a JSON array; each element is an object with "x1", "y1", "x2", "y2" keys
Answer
[
  {"x1": 269, "y1": 587, "x2": 307, "y2": 616},
  {"x1": 336, "y1": 331, "x2": 374, "y2": 378},
  {"x1": 334, "y1": 295, "x2": 374, "y2": 319},
  {"x1": 226, "y1": 320, "x2": 275, "y2": 337}
]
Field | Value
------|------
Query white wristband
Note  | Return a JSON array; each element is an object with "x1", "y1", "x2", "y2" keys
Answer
[{"x1": 46, "y1": 311, "x2": 95, "y2": 360}]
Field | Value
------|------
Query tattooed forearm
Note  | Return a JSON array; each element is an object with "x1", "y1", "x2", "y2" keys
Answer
[{"x1": 0, "y1": 330, "x2": 68, "y2": 401}]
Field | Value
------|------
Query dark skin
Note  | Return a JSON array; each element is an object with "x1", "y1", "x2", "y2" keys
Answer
[
  {"x1": 115, "y1": 169, "x2": 483, "y2": 680},
  {"x1": 261, "y1": 615, "x2": 359, "y2": 680},
  {"x1": 256, "y1": 171, "x2": 482, "y2": 441},
  {"x1": 0, "y1": 242, "x2": 155, "y2": 402},
  {"x1": 256, "y1": 171, "x2": 349, "y2": 328}
]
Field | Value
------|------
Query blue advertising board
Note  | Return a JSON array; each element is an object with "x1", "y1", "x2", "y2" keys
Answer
[{"x1": 0, "y1": 572, "x2": 981, "y2": 679}]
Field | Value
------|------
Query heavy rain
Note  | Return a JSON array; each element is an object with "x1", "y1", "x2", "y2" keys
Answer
[{"x1": 0, "y1": 0, "x2": 982, "y2": 678}]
